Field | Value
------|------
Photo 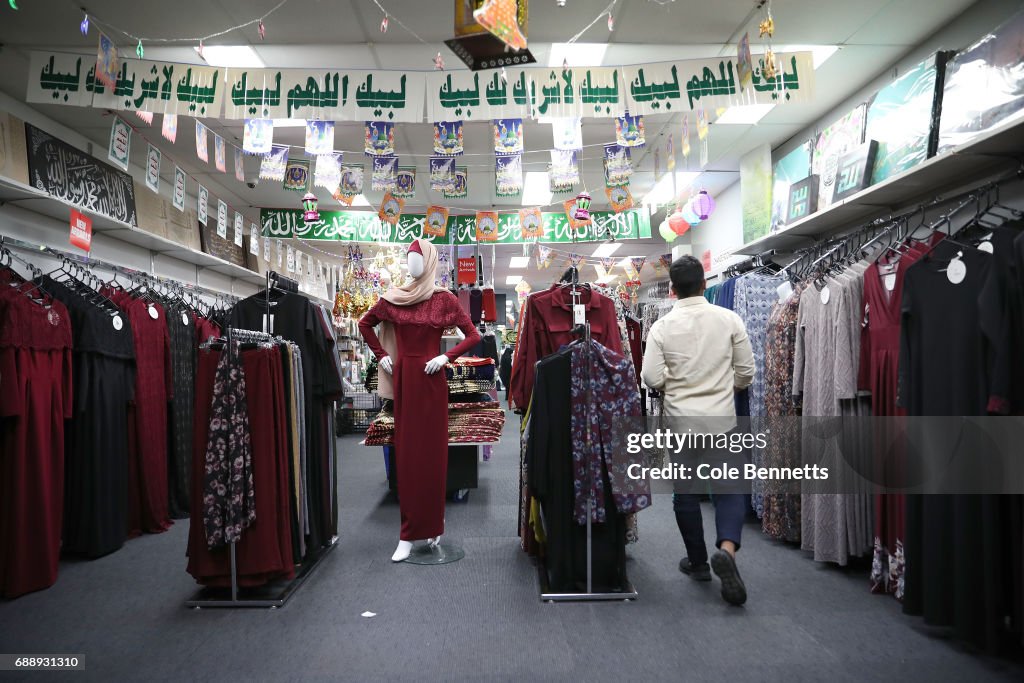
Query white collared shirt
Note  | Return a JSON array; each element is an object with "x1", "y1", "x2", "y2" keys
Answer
[{"x1": 642, "y1": 296, "x2": 755, "y2": 418}]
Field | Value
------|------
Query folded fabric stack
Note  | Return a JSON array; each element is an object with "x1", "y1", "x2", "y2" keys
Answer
[
  {"x1": 446, "y1": 356, "x2": 496, "y2": 395},
  {"x1": 364, "y1": 400, "x2": 504, "y2": 445},
  {"x1": 448, "y1": 400, "x2": 505, "y2": 443}
]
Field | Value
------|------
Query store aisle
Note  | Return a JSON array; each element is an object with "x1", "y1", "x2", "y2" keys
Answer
[{"x1": 0, "y1": 412, "x2": 1020, "y2": 682}]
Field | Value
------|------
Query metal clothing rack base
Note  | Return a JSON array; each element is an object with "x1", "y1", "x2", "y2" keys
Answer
[{"x1": 185, "y1": 536, "x2": 339, "y2": 609}]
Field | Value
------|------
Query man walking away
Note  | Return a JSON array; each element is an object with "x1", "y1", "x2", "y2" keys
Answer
[{"x1": 642, "y1": 256, "x2": 755, "y2": 606}]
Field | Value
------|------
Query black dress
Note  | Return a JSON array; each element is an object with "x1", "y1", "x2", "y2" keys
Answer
[
  {"x1": 899, "y1": 240, "x2": 1017, "y2": 653},
  {"x1": 40, "y1": 276, "x2": 136, "y2": 558},
  {"x1": 165, "y1": 303, "x2": 196, "y2": 519}
]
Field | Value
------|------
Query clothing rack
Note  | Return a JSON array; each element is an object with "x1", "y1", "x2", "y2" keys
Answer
[
  {"x1": 0, "y1": 234, "x2": 242, "y2": 305},
  {"x1": 187, "y1": 324, "x2": 339, "y2": 609},
  {"x1": 538, "y1": 280, "x2": 637, "y2": 603}
]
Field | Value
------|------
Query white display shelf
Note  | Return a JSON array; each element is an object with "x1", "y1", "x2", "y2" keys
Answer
[
  {"x1": 736, "y1": 115, "x2": 1024, "y2": 256},
  {"x1": 0, "y1": 177, "x2": 265, "y2": 287}
]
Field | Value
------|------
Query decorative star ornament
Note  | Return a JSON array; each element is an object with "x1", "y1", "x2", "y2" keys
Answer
[
  {"x1": 136, "y1": 40, "x2": 144, "y2": 59},
  {"x1": 759, "y1": 15, "x2": 775, "y2": 38},
  {"x1": 380, "y1": 14, "x2": 389, "y2": 33},
  {"x1": 763, "y1": 48, "x2": 778, "y2": 80},
  {"x1": 258, "y1": 20, "x2": 266, "y2": 40},
  {"x1": 433, "y1": 52, "x2": 445, "y2": 70},
  {"x1": 80, "y1": 13, "x2": 89, "y2": 35}
]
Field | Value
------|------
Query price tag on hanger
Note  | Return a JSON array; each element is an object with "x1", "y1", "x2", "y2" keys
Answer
[
  {"x1": 148, "y1": 304, "x2": 159, "y2": 320},
  {"x1": 181, "y1": 312, "x2": 189, "y2": 326},
  {"x1": 819, "y1": 285, "x2": 831, "y2": 305},
  {"x1": 946, "y1": 254, "x2": 967, "y2": 284},
  {"x1": 112, "y1": 314, "x2": 123, "y2": 331},
  {"x1": 978, "y1": 239, "x2": 994, "y2": 254},
  {"x1": 573, "y1": 303, "x2": 585, "y2": 326}
]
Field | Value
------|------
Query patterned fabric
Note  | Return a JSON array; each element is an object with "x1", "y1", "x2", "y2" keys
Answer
[
  {"x1": 203, "y1": 343, "x2": 256, "y2": 549},
  {"x1": 760, "y1": 285, "x2": 804, "y2": 543},
  {"x1": 733, "y1": 272, "x2": 784, "y2": 518},
  {"x1": 569, "y1": 340, "x2": 651, "y2": 524}
]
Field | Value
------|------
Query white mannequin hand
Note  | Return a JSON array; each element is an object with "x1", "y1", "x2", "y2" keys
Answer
[
  {"x1": 424, "y1": 354, "x2": 449, "y2": 375},
  {"x1": 379, "y1": 356, "x2": 393, "y2": 374}
]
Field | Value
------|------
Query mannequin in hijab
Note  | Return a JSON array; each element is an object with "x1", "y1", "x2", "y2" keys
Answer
[{"x1": 359, "y1": 239, "x2": 480, "y2": 561}]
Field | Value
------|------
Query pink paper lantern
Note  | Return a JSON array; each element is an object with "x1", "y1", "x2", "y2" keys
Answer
[
  {"x1": 668, "y1": 212, "x2": 691, "y2": 236},
  {"x1": 690, "y1": 190, "x2": 716, "y2": 220}
]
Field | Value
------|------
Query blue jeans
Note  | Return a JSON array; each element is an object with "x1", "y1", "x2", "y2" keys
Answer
[{"x1": 673, "y1": 493, "x2": 745, "y2": 566}]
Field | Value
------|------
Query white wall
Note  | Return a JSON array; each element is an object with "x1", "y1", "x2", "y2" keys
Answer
[{"x1": 688, "y1": 181, "x2": 747, "y2": 277}]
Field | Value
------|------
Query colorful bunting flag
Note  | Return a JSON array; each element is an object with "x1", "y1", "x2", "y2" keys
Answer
[
  {"x1": 314, "y1": 153, "x2": 343, "y2": 192},
  {"x1": 429, "y1": 156, "x2": 455, "y2": 192},
  {"x1": 605, "y1": 184, "x2": 634, "y2": 213},
  {"x1": 615, "y1": 113, "x2": 645, "y2": 147},
  {"x1": 603, "y1": 144, "x2": 632, "y2": 186},
  {"x1": 550, "y1": 150, "x2": 579, "y2": 193},
  {"x1": 495, "y1": 153, "x2": 523, "y2": 197},
  {"x1": 476, "y1": 211, "x2": 499, "y2": 243},
  {"x1": 536, "y1": 244, "x2": 552, "y2": 269},
  {"x1": 283, "y1": 158, "x2": 310, "y2": 191},
  {"x1": 365, "y1": 121, "x2": 395, "y2": 156},
  {"x1": 424, "y1": 205, "x2": 449, "y2": 237},
  {"x1": 214, "y1": 134, "x2": 227, "y2": 172},
  {"x1": 444, "y1": 167, "x2": 468, "y2": 199},
  {"x1": 493, "y1": 118, "x2": 523, "y2": 155},
  {"x1": 305, "y1": 120, "x2": 335, "y2": 156},
  {"x1": 378, "y1": 192, "x2": 404, "y2": 226},
  {"x1": 433, "y1": 121, "x2": 464, "y2": 156},
  {"x1": 234, "y1": 147, "x2": 246, "y2": 183},
  {"x1": 336, "y1": 164, "x2": 364, "y2": 202},
  {"x1": 161, "y1": 113, "x2": 178, "y2": 143},
  {"x1": 372, "y1": 156, "x2": 398, "y2": 191},
  {"x1": 519, "y1": 207, "x2": 544, "y2": 240},
  {"x1": 552, "y1": 118, "x2": 583, "y2": 151},
  {"x1": 394, "y1": 166, "x2": 417, "y2": 198},
  {"x1": 195, "y1": 120, "x2": 208, "y2": 162},
  {"x1": 243, "y1": 118, "x2": 273, "y2": 154}
]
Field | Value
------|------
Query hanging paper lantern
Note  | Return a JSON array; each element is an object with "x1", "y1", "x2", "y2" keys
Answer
[
  {"x1": 573, "y1": 190, "x2": 592, "y2": 222},
  {"x1": 690, "y1": 190, "x2": 716, "y2": 220},
  {"x1": 668, "y1": 211, "x2": 691, "y2": 236},
  {"x1": 681, "y1": 203, "x2": 702, "y2": 226},
  {"x1": 80, "y1": 13, "x2": 89, "y2": 35},
  {"x1": 658, "y1": 219, "x2": 677, "y2": 243},
  {"x1": 302, "y1": 192, "x2": 320, "y2": 223}
]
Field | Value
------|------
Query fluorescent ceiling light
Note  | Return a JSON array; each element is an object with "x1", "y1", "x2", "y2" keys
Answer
[
  {"x1": 271, "y1": 118, "x2": 307, "y2": 128},
  {"x1": 505, "y1": 275, "x2": 523, "y2": 285},
  {"x1": 643, "y1": 171, "x2": 701, "y2": 207},
  {"x1": 597, "y1": 273, "x2": 617, "y2": 284},
  {"x1": 521, "y1": 171, "x2": 553, "y2": 207},
  {"x1": 194, "y1": 45, "x2": 265, "y2": 68},
  {"x1": 592, "y1": 242, "x2": 622, "y2": 258},
  {"x1": 714, "y1": 104, "x2": 775, "y2": 125},
  {"x1": 548, "y1": 42, "x2": 608, "y2": 68},
  {"x1": 509, "y1": 256, "x2": 531, "y2": 268},
  {"x1": 616, "y1": 257, "x2": 631, "y2": 269}
]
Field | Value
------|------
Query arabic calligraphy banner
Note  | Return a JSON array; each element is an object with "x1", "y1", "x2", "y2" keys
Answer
[
  {"x1": 261, "y1": 208, "x2": 651, "y2": 246},
  {"x1": 224, "y1": 68, "x2": 426, "y2": 122},
  {"x1": 27, "y1": 51, "x2": 224, "y2": 117},
  {"x1": 27, "y1": 50, "x2": 813, "y2": 123}
]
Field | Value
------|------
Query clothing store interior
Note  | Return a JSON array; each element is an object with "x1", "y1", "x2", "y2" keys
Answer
[{"x1": 1, "y1": 0, "x2": 1024, "y2": 680}]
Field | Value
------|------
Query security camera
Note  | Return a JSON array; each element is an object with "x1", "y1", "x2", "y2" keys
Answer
[{"x1": 246, "y1": 181, "x2": 257, "y2": 189}]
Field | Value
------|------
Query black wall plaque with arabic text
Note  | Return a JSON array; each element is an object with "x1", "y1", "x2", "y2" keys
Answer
[{"x1": 25, "y1": 123, "x2": 137, "y2": 227}]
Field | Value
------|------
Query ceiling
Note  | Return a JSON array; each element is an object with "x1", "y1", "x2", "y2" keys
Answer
[{"x1": 0, "y1": 0, "x2": 981, "y2": 291}]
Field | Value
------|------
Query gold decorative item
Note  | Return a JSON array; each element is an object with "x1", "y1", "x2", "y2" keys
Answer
[{"x1": 763, "y1": 48, "x2": 778, "y2": 80}]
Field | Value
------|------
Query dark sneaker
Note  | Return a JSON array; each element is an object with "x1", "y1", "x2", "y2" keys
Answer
[
  {"x1": 678, "y1": 557, "x2": 711, "y2": 581},
  {"x1": 711, "y1": 550, "x2": 747, "y2": 606}
]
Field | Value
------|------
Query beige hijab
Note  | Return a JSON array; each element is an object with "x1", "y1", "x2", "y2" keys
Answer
[{"x1": 375, "y1": 238, "x2": 446, "y2": 399}]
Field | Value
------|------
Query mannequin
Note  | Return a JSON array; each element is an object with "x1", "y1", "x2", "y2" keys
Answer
[{"x1": 359, "y1": 239, "x2": 481, "y2": 561}]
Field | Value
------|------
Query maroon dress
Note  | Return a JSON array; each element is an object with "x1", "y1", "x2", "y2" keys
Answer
[
  {"x1": 0, "y1": 289, "x2": 73, "y2": 598},
  {"x1": 359, "y1": 291, "x2": 479, "y2": 541}
]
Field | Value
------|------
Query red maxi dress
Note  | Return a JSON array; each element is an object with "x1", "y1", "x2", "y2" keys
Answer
[{"x1": 359, "y1": 291, "x2": 479, "y2": 541}]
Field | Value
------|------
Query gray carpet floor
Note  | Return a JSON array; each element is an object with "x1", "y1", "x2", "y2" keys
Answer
[{"x1": 1, "y1": 410, "x2": 1022, "y2": 682}]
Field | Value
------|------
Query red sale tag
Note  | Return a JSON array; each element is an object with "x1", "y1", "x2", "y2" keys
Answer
[{"x1": 69, "y1": 209, "x2": 92, "y2": 252}]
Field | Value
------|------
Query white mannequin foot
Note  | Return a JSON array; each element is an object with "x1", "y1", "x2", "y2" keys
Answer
[{"x1": 391, "y1": 540, "x2": 413, "y2": 562}]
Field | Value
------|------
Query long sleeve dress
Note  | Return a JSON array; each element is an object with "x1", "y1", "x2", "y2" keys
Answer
[{"x1": 359, "y1": 291, "x2": 480, "y2": 541}]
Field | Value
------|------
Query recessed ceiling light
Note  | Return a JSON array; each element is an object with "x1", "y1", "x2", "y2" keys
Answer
[
  {"x1": 509, "y1": 256, "x2": 531, "y2": 268},
  {"x1": 194, "y1": 45, "x2": 265, "y2": 68},
  {"x1": 714, "y1": 104, "x2": 775, "y2": 125},
  {"x1": 521, "y1": 171, "x2": 552, "y2": 207},
  {"x1": 592, "y1": 242, "x2": 622, "y2": 258},
  {"x1": 505, "y1": 275, "x2": 523, "y2": 285},
  {"x1": 643, "y1": 171, "x2": 701, "y2": 207},
  {"x1": 616, "y1": 257, "x2": 631, "y2": 269}
]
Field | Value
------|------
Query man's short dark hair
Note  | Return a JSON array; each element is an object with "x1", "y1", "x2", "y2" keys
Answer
[{"x1": 669, "y1": 255, "x2": 705, "y2": 298}]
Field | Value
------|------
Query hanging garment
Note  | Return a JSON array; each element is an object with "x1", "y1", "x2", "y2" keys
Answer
[
  {"x1": 166, "y1": 303, "x2": 196, "y2": 519},
  {"x1": 469, "y1": 288, "x2": 483, "y2": 324},
  {"x1": 107, "y1": 291, "x2": 173, "y2": 536},
  {"x1": 481, "y1": 287, "x2": 497, "y2": 322},
  {"x1": 761, "y1": 285, "x2": 804, "y2": 543},
  {"x1": 510, "y1": 285, "x2": 622, "y2": 411},
  {"x1": 0, "y1": 288, "x2": 73, "y2": 598},
  {"x1": 359, "y1": 292, "x2": 479, "y2": 540},
  {"x1": 625, "y1": 316, "x2": 643, "y2": 388},
  {"x1": 899, "y1": 240, "x2": 1016, "y2": 655},
  {"x1": 39, "y1": 276, "x2": 135, "y2": 559}
]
